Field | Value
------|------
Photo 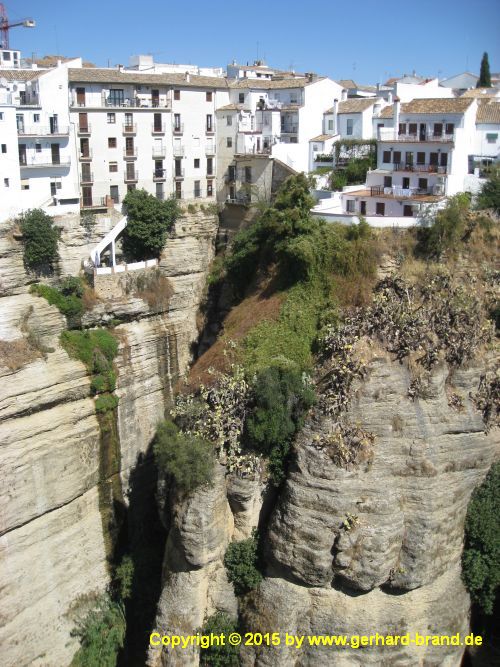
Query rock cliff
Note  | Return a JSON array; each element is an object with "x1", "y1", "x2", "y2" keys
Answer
[{"x1": 0, "y1": 208, "x2": 218, "y2": 666}]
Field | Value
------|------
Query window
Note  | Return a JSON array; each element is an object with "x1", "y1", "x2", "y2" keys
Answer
[
  {"x1": 107, "y1": 112, "x2": 116, "y2": 124},
  {"x1": 206, "y1": 114, "x2": 213, "y2": 131},
  {"x1": 346, "y1": 200, "x2": 355, "y2": 213},
  {"x1": 328, "y1": 119, "x2": 333, "y2": 131},
  {"x1": 4, "y1": 178, "x2": 9, "y2": 187},
  {"x1": 239, "y1": 93, "x2": 245, "y2": 104},
  {"x1": 155, "y1": 182, "x2": 164, "y2": 200},
  {"x1": 405, "y1": 152, "x2": 413, "y2": 166},
  {"x1": 108, "y1": 89, "x2": 124, "y2": 106},
  {"x1": 227, "y1": 137, "x2": 232, "y2": 148},
  {"x1": 125, "y1": 112, "x2": 133, "y2": 128},
  {"x1": 245, "y1": 166, "x2": 252, "y2": 183},
  {"x1": 360, "y1": 201, "x2": 366, "y2": 215},
  {"x1": 108, "y1": 137, "x2": 117, "y2": 148},
  {"x1": 33, "y1": 113, "x2": 40, "y2": 123},
  {"x1": 154, "y1": 160, "x2": 163, "y2": 176},
  {"x1": 174, "y1": 90, "x2": 180, "y2": 100},
  {"x1": 194, "y1": 158, "x2": 200, "y2": 168},
  {"x1": 393, "y1": 151, "x2": 401, "y2": 164},
  {"x1": 35, "y1": 143, "x2": 41, "y2": 153},
  {"x1": 1, "y1": 144, "x2": 6, "y2": 153},
  {"x1": 127, "y1": 184, "x2": 136, "y2": 192},
  {"x1": 417, "y1": 151, "x2": 425, "y2": 165},
  {"x1": 382, "y1": 150, "x2": 391, "y2": 163},
  {"x1": 376, "y1": 202, "x2": 385, "y2": 216},
  {"x1": 433, "y1": 123, "x2": 443, "y2": 137},
  {"x1": 227, "y1": 115, "x2": 232, "y2": 126},
  {"x1": 402, "y1": 177, "x2": 410, "y2": 189},
  {"x1": 409, "y1": 123, "x2": 417, "y2": 136},
  {"x1": 403, "y1": 205, "x2": 413, "y2": 217},
  {"x1": 174, "y1": 113, "x2": 181, "y2": 131},
  {"x1": 110, "y1": 185, "x2": 119, "y2": 203},
  {"x1": 418, "y1": 178, "x2": 428, "y2": 190},
  {"x1": 445, "y1": 123, "x2": 454, "y2": 135},
  {"x1": 0, "y1": 112, "x2": 3, "y2": 120},
  {"x1": 207, "y1": 180, "x2": 213, "y2": 197},
  {"x1": 429, "y1": 152, "x2": 438, "y2": 166},
  {"x1": 486, "y1": 133, "x2": 498, "y2": 143},
  {"x1": 3, "y1": 51, "x2": 10, "y2": 61},
  {"x1": 228, "y1": 165, "x2": 236, "y2": 181},
  {"x1": 153, "y1": 113, "x2": 163, "y2": 132},
  {"x1": 346, "y1": 118, "x2": 353, "y2": 135},
  {"x1": 206, "y1": 91, "x2": 212, "y2": 102},
  {"x1": 207, "y1": 157, "x2": 214, "y2": 175},
  {"x1": 194, "y1": 180, "x2": 201, "y2": 197},
  {"x1": 290, "y1": 137, "x2": 297, "y2": 143},
  {"x1": 21, "y1": 179, "x2": 29, "y2": 190},
  {"x1": 109, "y1": 162, "x2": 118, "y2": 172},
  {"x1": 384, "y1": 176, "x2": 392, "y2": 188},
  {"x1": 399, "y1": 123, "x2": 406, "y2": 135}
]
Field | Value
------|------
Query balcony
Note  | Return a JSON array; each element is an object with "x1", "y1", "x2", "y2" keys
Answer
[
  {"x1": 81, "y1": 196, "x2": 107, "y2": 210},
  {"x1": 206, "y1": 171, "x2": 215, "y2": 178},
  {"x1": 205, "y1": 145, "x2": 216, "y2": 155},
  {"x1": 79, "y1": 150, "x2": 93, "y2": 161},
  {"x1": 71, "y1": 97, "x2": 171, "y2": 110},
  {"x1": 17, "y1": 126, "x2": 70, "y2": 137},
  {"x1": 153, "y1": 170, "x2": 166, "y2": 181},
  {"x1": 152, "y1": 123, "x2": 166, "y2": 134},
  {"x1": 393, "y1": 163, "x2": 448, "y2": 174},
  {"x1": 19, "y1": 157, "x2": 71, "y2": 168},
  {"x1": 124, "y1": 170, "x2": 139, "y2": 183},
  {"x1": 378, "y1": 127, "x2": 455, "y2": 143},
  {"x1": 173, "y1": 123, "x2": 184, "y2": 135},
  {"x1": 174, "y1": 169, "x2": 185, "y2": 180},
  {"x1": 205, "y1": 126, "x2": 215, "y2": 136},
  {"x1": 77, "y1": 124, "x2": 92, "y2": 135},
  {"x1": 235, "y1": 146, "x2": 272, "y2": 156},
  {"x1": 152, "y1": 146, "x2": 166, "y2": 158},
  {"x1": 123, "y1": 148, "x2": 137, "y2": 159},
  {"x1": 81, "y1": 171, "x2": 94, "y2": 184},
  {"x1": 16, "y1": 95, "x2": 41, "y2": 108},
  {"x1": 367, "y1": 185, "x2": 443, "y2": 200},
  {"x1": 173, "y1": 145, "x2": 185, "y2": 157},
  {"x1": 122, "y1": 123, "x2": 137, "y2": 134},
  {"x1": 281, "y1": 125, "x2": 298, "y2": 134}
]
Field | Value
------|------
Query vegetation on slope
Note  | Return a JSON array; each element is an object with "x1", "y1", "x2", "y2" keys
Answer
[
  {"x1": 224, "y1": 530, "x2": 262, "y2": 596},
  {"x1": 19, "y1": 208, "x2": 59, "y2": 274}
]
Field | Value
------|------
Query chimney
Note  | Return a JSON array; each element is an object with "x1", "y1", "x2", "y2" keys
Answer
[
  {"x1": 341, "y1": 88, "x2": 347, "y2": 101},
  {"x1": 185, "y1": 72, "x2": 190, "y2": 82},
  {"x1": 387, "y1": 91, "x2": 393, "y2": 104},
  {"x1": 117, "y1": 64, "x2": 123, "y2": 72},
  {"x1": 393, "y1": 96, "x2": 401, "y2": 135},
  {"x1": 332, "y1": 98, "x2": 339, "y2": 134}
]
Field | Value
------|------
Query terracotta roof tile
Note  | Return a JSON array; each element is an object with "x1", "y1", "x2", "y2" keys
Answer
[
  {"x1": 0, "y1": 69, "x2": 46, "y2": 81},
  {"x1": 68, "y1": 68, "x2": 229, "y2": 89},
  {"x1": 310, "y1": 134, "x2": 334, "y2": 142},
  {"x1": 377, "y1": 98, "x2": 474, "y2": 118},
  {"x1": 476, "y1": 100, "x2": 500, "y2": 124}
]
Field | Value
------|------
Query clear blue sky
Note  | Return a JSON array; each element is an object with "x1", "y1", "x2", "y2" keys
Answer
[{"x1": 8, "y1": 0, "x2": 500, "y2": 84}]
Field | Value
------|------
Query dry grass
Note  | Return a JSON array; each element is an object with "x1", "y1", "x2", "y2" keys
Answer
[
  {"x1": 135, "y1": 272, "x2": 173, "y2": 312},
  {"x1": 82, "y1": 286, "x2": 99, "y2": 310},
  {"x1": 185, "y1": 288, "x2": 284, "y2": 390},
  {"x1": 0, "y1": 338, "x2": 41, "y2": 371}
]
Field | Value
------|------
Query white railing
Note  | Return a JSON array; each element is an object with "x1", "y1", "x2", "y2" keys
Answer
[{"x1": 95, "y1": 258, "x2": 158, "y2": 275}]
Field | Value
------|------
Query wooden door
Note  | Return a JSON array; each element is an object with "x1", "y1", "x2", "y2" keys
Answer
[
  {"x1": 76, "y1": 87, "x2": 85, "y2": 106},
  {"x1": 51, "y1": 144, "x2": 60, "y2": 165}
]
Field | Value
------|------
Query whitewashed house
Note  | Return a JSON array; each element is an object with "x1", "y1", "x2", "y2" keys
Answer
[
  {"x1": 0, "y1": 59, "x2": 81, "y2": 223},
  {"x1": 67, "y1": 67, "x2": 230, "y2": 208},
  {"x1": 337, "y1": 97, "x2": 479, "y2": 223},
  {"x1": 473, "y1": 100, "x2": 500, "y2": 166}
]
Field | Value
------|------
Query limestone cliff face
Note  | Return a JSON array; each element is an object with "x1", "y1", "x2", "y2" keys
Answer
[
  {"x1": 0, "y1": 209, "x2": 218, "y2": 667},
  {"x1": 150, "y1": 344, "x2": 498, "y2": 667}
]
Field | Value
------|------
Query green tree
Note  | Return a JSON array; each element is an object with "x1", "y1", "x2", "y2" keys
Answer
[
  {"x1": 71, "y1": 595, "x2": 126, "y2": 667},
  {"x1": 224, "y1": 531, "x2": 262, "y2": 596},
  {"x1": 20, "y1": 208, "x2": 59, "y2": 274},
  {"x1": 153, "y1": 420, "x2": 215, "y2": 493},
  {"x1": 416, "y1": 193, "x2": 471, "y2": 258},
  {"x1": 476, "y1": 172, "x2": 500, "y2": 214},
  {"x1": 477, "y1": 52, "x2": 492, "y2": 88},
  {"x1": 199, "y1": 613, "x2": 240, "y2": 666},
  {"x1": 122, "y1": 189, "x2": 178, "y2": 261},
  {"x1": 462, "y1": 463, "x2": 500, "y2": 615}
]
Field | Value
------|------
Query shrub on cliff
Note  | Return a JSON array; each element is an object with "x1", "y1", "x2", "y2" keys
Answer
[
  {"x1": 30, "y1": 277, "x2": 85, "y2": 322},
  {"x1": 199, "y1": 613, "x2": 240, "y2": 666},
  {"x1": 20, "y1": 208, "x2": 59, "y2": 274},
  {"x1": 71, "y1": 595, "x2": 125, "y2": 667},
  {"x1": 462, "y1": 462, "x2": 500, "y2": 615},
  {"x1": 153, "y1": 419, "x2": 215, "y2": 493},
  {"x1": 224, "y1": 531, "x2": 262, "y2": 596},
  {"x1": 476, "y1": 171, "x2": 500, "y2": 215},
  {"x1": 122, "y1": 189, "x2": 178, "y2": 261}
]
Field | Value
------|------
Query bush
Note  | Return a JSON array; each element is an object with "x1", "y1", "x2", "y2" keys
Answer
[
  {"x1": 476, "y1": 172, "x2": 500, "y2": 214},
  {"x1": 122, "y1": 189, "x2": 178, "y2": 260},
  {"x1": 199, "y1": 613, "x2": 240, "y2": 666},
  {"x1": 95, "y1": 393, "x2": 119, "y2": 413},
  {"x1": 31, "y1": 280, "x2": 84, "y2": 320},
  {"x1": 61, "y1": 329, "x2": 119, "y2": 372},
  {"x1": 114, "y1": 555, "x2": 134, "y2": 602},
  {"x1": 224, "y1": 531, "x2": 262, "y2": 596},
  {"x1": 246, "y1": 366, "x2": 315, "y2": 455},
  {"x1": 416, "y1": 194, "x2": 470, "y2": 258},
  {"x1": 90, "y1": 370, "x2": 116, "y2": 395},
  {"x1": 153, "y1": 420, "x2": 215, "y2": 493},
  {"x1": 71, "y1": 595, "x2": 126, "y2": 667},
  {"x1": 20, "y1": 208, "x2": 59, "y2": 274},
  {"x1": 462, "y1": 463, "x2": 500, "y2": 615}
]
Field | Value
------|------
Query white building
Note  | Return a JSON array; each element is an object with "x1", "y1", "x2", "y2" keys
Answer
[
  {"x1": 337, "y1": 97, "x2": 480, "y2": 223},
  {"x1": 0, "y1": 59, "x2": 81, "y2": 223},
  {"x1": 440, "y1": 72, "x2": 479, "y2": 94},
  {"x1": 67, "y1": 67, "x2": 231, "y2": 208},
  {"x1": 473, "y1": 100, "x2": 500, "y2": 165}
]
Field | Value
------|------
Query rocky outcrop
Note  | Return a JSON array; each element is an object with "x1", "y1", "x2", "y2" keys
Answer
[
  {"x1": 150, "y1": 341, "x2": 498, "y2": 667},
  {"x1": 0, "y1": 209, "x2": 218, "y2": 666}
]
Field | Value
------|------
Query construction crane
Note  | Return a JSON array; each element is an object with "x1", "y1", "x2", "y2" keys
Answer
[{"x1": 0, "y1": 3, "x2": 35, "y2": 50}]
